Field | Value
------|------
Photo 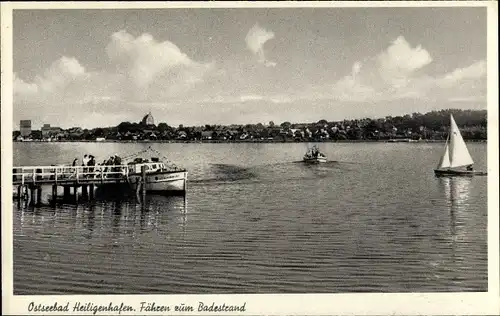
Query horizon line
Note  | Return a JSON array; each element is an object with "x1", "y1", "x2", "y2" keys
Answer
[{"x1": 12, "y1": 108, "x2": 487, "y2": 132}]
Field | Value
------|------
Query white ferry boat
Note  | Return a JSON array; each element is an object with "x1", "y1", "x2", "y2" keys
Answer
[{"x1": 126, "y1": 157, "x2": 187, "y2": 193}]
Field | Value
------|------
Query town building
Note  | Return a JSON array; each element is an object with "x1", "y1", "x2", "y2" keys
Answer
[
  {"x1": 41, "y1": 124, "x2": 62, "y2": 138},
  {"x1": 20, "y1": 120, "x2": 32, "y2": 137}
]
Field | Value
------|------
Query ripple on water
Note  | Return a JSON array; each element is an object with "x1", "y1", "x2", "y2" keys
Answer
[{"x1": 13, "y1": 142, "x2": 488, "y2": 294}]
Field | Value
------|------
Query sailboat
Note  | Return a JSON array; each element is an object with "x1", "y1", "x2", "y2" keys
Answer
[{"x1": 434, "y1": 114, "x2": 487, "y2": 177}]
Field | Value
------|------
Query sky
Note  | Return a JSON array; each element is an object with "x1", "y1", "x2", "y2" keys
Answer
[{"x1": 12, "y1": 7, "x2": 488, "y2": 130}]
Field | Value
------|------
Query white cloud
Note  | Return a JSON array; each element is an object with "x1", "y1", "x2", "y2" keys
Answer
[
  {"x1": 14, "y1": 57, "x2": 87, "y2": 96},
  {"x1": 332, "y1": 75, "x2": 379, "y2": 102},
  {"x1": 439, "y1": 60, "x2": 486, "y2": 86},
  {"x1": 448, "y1": 96, "x2": 485, "y2": 102},
  {"x1": 245, "y1": 23, "x2": 276, "y2": 67},
  {"x1": 12, "y1": 30, "x2": 487, "y2": 129},
  {"x1": 198, "y1": 94, "x2": 291, "y2": 105},
  {"x1": 375, "y1": 36, "x2": 432, "y2": 89},
  {"x1": 14, "y1": 74, "x2": 38, "y2": 95},
  {"x1": 323, "y1": 36, "x2": 485, "y2": 103},
  {"x1": 13, "y1": 31, "x2": 216, "y2": 128},
  {"x1": 106, "y1": 30, "x2": 197, "y2": 88},
  {"x1": 270, "y1": 95, "x2": 292, "y2": 104},
  {"x1": 351, "y1": 61, "x2": 362, "y2": 79},
  {"x1": 240, "y1": 94, "x2": 264, "y2": 102}
]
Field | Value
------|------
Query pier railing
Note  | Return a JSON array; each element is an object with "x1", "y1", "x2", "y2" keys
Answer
[{"x1": 12, "y1": 165, "x2": 131, "y2": 186}]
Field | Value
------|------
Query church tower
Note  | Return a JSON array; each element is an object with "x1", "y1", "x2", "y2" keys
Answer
[{"x1": 141, "y1": 112, "x2": 155, "y2": 126}]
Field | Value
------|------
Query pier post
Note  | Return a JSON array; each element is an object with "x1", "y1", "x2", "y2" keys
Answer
[
  {"x1": 63, "y1": 186, "x2": 71, "y2": 200},
  {"x1": 36, "y1": 186, "x2": 42, "y2": 205},
  {"x1": 29, "y1": 186, "x2": 37, "y2": 206},
  {"x1": 89, "y1": 184, "x2": 94, "y2": 200},
  {"x1": 141, "y1": 165, "x2": 147, "y2": 199},
  {"x1": 52, "y1": 185, "x2": 58, "y2": 205},
  {"x1": 52, "y1": 185, "x2": 57, "y2": 199},
  {"x1": 36, "y1": 168, "x2": 43, "y2": 182},
  {"x1": 82, "y1": 185, "x2": 88, "y2": 200},
  {"x1": 73, "y1": 186, "x2": 79, "y2": 203}
]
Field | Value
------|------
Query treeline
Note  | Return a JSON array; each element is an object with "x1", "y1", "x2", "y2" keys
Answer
[{"x1": 15, "y1": 109, "x2": 487, "y2": 142}]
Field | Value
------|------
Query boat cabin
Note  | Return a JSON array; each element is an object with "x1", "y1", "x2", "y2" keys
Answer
[{"x1": 127, "y1": 157, "x2": 166, "y2": 174}]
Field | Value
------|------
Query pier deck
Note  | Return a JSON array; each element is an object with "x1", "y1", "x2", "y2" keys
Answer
[
  {"x1": 12, "y1": 165, "x2": 136, "y2": 206},
  {"x1": 13, "y1": 165, "x2": 130, "y2": 186}
]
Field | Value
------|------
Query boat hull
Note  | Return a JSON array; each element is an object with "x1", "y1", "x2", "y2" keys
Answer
[
  {"x1": 128, "y1": 170, "x2": 187, "y2": 193},
  {"x1": 303, "y1": 157, "x2": 327, "y2": 164},
  {"x1": 434, "y1": 169, "x2": 487, "y2": 177}
]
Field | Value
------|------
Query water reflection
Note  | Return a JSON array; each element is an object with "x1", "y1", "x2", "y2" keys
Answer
[
  {"x1": 438, "y1": 177, "x2": 472, "y2": 251},
  {"x1": 439, "y1": 177, "x2": 471, "y2": 212},
  {"x1": 111, "y1": 200, "x2": 122, "y2": 235},
  {"x1": 18, "y1": 196, "x2": 188, "y2": 238},
  {"x1": 139, "y1": 195, "x2": 188, "y2": 233},
  {"x1": 13, "y1": 142, "x2": 487, "y2": 294}
]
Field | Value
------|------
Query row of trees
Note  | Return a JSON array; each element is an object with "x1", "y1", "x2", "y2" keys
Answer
[{"x1": 15, "y1": 109, "x2": 487, "y2": 142}]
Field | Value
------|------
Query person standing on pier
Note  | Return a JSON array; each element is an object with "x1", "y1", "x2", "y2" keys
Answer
[
  {"x1": 71, "y1": 158, "x2": 79, "y2": 179},
  {"x1": 83, "y1": 155, "x2": 89, "y2": 166},
  {"x1": 112, "y1": 154, "x2": 122, "y2": 176},
  {"x1": 82, "y1": 155, "x2": 90, "y2": 178},
  {"x1": 87, "y1": 155, "x2": 96, "y2": 177},
  {"x1": 104, "y1": 156, "x2": 115, "y2": 177}
]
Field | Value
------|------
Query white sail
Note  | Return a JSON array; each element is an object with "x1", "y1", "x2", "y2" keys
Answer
[
  {"x1": 437, "y1": 138, "x2": 451, "y2": 169},
  {"x1": 449, "y1": 114, "x2": 474, "y2": 168}
]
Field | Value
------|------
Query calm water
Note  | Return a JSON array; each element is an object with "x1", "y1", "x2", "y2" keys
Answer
[{"x1": 12, "y1": 142, "x2": 488, "y2": 294}]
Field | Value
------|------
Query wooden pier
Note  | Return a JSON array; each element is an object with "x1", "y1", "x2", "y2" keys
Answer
[{"x1": 12, "y1": 165, "x2": 137, "y2": 206}]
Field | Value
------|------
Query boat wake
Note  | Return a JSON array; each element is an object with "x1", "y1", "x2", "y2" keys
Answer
[
  {"x1": 290, "y1": 160, "x2": 340, "y2": 164},
  {"x1": 189, "y1": 164, "x2": 258, "y2": 185},
  {"x1": 189, "y1": 160, "x2": 358, "y2": 187}
]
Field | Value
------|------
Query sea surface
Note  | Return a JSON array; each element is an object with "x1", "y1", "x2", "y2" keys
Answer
[{"x1": 12, "y1": 142, "x2": 488, "y2": 294}]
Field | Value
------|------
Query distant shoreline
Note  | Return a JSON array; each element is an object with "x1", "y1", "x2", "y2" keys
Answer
[{"x1": 13, "y1": 139, "x2": 487, "y2": 144}]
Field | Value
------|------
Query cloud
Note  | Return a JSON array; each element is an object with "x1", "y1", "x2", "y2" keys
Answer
[
  {"x1": 324, "y1": 36, "x2": 432, "y2": 102},
  {"x1": 377, "y1": 36, "x2": 432, "y2": 88},
  {"x1": 14, "y1": 31, "x2": 216, "y2": 128},
  {"x1": 103, "y1": 30, "x2": 215, "y2": 101},
  {"x1": 270, "y1": 95, "x2": 292, "y2": 104},
  {"x1": 14, "y1": 57, "x2": 87, "y2": 96},
  {"x1": 106, "y1": 30, "x2": 197, "y2": 88},
  {"x1": 240, "y1": 94, "x2": 264, "y2": 102},
  {"x1": 378, "y1": 36, "x2": 432, "y2": 73},
  {"x1": 14, "y1": 74, "x2": 38, "y2": 95},
  {"x1": 351, "y1": 61, "x2": 362, "y2": 79},
  {"x1": 438, "y1": 60, "x2": 486, "y2": 86},
  {"x1": 12, "y1": 30, "x2": 487, "y2": 129},
  {"x1": 323, "y1": 36, "x2": 484, "y2": 103},
  {"x1": 332, "y1": 75, "x2": 379, "y2": 102},
  {"x1": 245, "y1": 23, "x2": 276, "y2": 67}
]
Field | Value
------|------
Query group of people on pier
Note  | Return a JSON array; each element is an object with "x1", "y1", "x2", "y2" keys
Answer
[
  {"x1": 71, "y1": 154, "x2": 125, "y2": 178},
  {"x1": 72, "y1": 155, "x2": 96, "y2": 167}
]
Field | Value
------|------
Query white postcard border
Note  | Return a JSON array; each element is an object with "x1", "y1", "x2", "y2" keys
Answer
[{"x1": 2, "y1": 1, "x2": 499, "y2": 315}]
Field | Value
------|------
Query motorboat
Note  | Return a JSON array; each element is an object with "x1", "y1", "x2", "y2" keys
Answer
[{"x1": 303, "y1": 145, "x2": 327, "y2": 163}]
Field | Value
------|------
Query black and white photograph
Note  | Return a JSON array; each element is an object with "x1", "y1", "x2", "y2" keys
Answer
[{"x1": 1, "y1": 2, "x2": 498, "y2": 315}]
